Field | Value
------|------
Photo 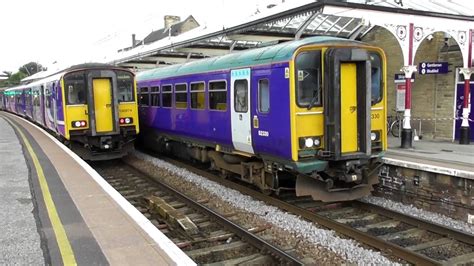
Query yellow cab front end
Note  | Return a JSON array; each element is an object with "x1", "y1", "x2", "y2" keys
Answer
[
  {"x1": 288, "y1": 42, "x2": 387, "y2": 202},
  {"x1": 62, "y1": 67, "x2": 139, "y2": 160}
]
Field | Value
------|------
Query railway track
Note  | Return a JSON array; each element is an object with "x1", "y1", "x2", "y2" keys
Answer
[
  {"x1": 145, "y1": 154, "x2": 474, "y2": 265},
  {"x1": 91, "y1": 160, "x2": 302, "y2": 265}
]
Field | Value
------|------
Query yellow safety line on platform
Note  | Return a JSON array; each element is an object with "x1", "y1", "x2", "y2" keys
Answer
[{"x1": 4, "y1": 116, "x2": 77, "y2": 266}]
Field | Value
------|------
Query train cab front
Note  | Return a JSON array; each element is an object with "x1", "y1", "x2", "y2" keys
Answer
[
  {"x1": 63, "y1": 66, "x2": 139, "y2": 160},
  {"x1": 292, "y1": 43, "x2": 387, "y2": 202}
]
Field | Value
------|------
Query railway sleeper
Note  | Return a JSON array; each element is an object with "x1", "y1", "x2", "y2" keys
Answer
[{"x1": 185, "y1": 241, "x2": 251, "y2": 262}]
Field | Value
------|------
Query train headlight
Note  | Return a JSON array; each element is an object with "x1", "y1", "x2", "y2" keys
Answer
[
  {"x1": 119, "y1": 117, "x2": 134, "y2": 125},
  {"x1": 299, "y1": 136, "x2": 322, "y2": 149},
  {"x1": 371, "y1": 132, "x2": 377, "y2": 141},
  {"x1": 71, "y1": 120, "x2": 87, "y2": 128},
  {"x1": 305, "y1": 138, "x2": 314, "y2": 148},
  {"x1": 371, "y1": 131, "x2": 381, "y2": 141},
  {"x1": 313, "y1": 137, "x2": 321, "y2": 147}
]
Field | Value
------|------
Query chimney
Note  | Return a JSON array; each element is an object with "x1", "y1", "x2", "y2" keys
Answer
[
  {"x1": 132, "y1": 34, "x2": 136, "y2": 48},
  {"x1": 164, "y1": 15, "x2": 181, "y2": 29}
]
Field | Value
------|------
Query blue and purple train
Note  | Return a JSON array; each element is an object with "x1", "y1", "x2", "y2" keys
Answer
[
  {"x1": 1, "y1": 64, "x2": 139, "y2": 160},
  {"x1": 137, "y1": 36, "x2": 387, "y2": 201}
]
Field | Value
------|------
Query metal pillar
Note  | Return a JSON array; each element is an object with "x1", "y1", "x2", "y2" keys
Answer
[
  {"x1": 399, "y1": 23, "x2": 416, "y2": 149},
  {"x1": 459, "y1": 68, "x2": 472, "y2": 144},
  {"x1": 401, "y1": 65, "x2": 417, "y2": 148}
]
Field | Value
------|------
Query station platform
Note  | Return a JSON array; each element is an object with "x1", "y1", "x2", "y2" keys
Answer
[
  {"x1": 385, "y1": 136, "x2": 474, "y2": 179},
  {"x1": 0, "y1": 112, "x2": 195, "y2": 265}
]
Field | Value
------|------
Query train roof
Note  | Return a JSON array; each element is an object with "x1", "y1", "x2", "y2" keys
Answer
[
  {"x1": 4, "y1": 63, "x2": 132, "y2": 93},
  {"x1": 137, "y1": 36, "x2": 362, "y2": 81}
]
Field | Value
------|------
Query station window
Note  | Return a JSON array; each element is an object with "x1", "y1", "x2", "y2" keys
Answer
[
  {"x1": 209, "y1": 81, "x2": 227, "y2": 111},
  {"x1": 190, "y1": 82, "x2": 205, "y2": 110},
  {"x1": 295, "y1": 50, "x2": 321, "y2": 108},
  {"x1": 117, "y1": 71, "x2": 135, "y2": 102},
  {"x1": 258, "y1": 79, "x2": 270, "y2": 113},
  {"x1": 162, "y1": 85, "x2": 172, "y2": 108},
  {"x1": 138, "y1": 87, "x2": 149, "y2": 106},
  {"x1": 150, "y1": 86, "x2": 160, "y2": 107},
  {"x1": 370, "y1": 52, "x2": 383, "y2": 105},
  {"x1": 175, "y1": 84, "x2": 187, "y2": 109},
  {"x1": 64, "y1": 72, "x2": 87, "y2": 105},
  {"x1": 234, "y1": 80, "x2": 248, "y2": 113}
]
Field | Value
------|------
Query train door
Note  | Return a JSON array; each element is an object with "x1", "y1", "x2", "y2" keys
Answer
[
  {"x1": 230, "y1": 68, "x2": 254, "y2": 154},
  {"x1": 40, "y1": 85, "x2": 46, "y2": 126},
  {"x1": 52, "y1": 83, "x2": 58, "y2": 130},
  {"x1": 340, "y1": 63, "x2": 359, "y2": 153},
  {"x1": 92, "y1": 78, "x2": 114, "y2": 133}
]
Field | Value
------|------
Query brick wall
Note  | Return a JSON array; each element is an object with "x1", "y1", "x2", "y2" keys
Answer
[{"x1": 362, "y1": 28, "x2": 463, "y2": 140}]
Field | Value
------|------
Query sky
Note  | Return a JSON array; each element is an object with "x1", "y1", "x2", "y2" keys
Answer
[
  {"x1": 1, "y1": 0, "x2": 472, "y2": 74},
  {"x1": 0, "y1": 0, "x2": 273, "y2": 73}
]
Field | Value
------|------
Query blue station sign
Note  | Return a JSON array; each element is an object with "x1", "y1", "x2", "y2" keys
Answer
[{"x1": 418, "y1": 62, "x2": 449, "y2": 75}]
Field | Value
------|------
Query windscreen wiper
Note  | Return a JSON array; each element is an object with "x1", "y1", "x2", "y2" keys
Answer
[{"x1": 307, "y1": 83, "x2": 320, "y2": 110}]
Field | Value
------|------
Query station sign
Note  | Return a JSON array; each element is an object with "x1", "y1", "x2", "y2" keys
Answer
[
  {"x1": 394, "y1": 73, "x2": 415, "y2": 83},
  {"x1": 418, "y1": 62, "x2": 449, "y2": 75}
]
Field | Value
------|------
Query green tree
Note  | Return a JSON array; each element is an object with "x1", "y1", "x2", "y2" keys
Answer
[
  {"x1": 0, "y1": 62, "x2": 46, "y2": 87},
  {"x1": 19, "y1": 62, "x2": 45, "y2": 76}
]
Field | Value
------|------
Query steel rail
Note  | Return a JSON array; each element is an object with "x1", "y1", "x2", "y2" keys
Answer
[{"x1": 353, "y1": 201, "x2": 474, "y2": 245}]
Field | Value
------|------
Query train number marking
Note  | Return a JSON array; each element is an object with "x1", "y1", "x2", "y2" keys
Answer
[
  {"x1": 258, "y1": 130, "x2": 269, "y2": 137},
  {"x1": 371, "y1": 113, "x2": 380, "y2": 119}
]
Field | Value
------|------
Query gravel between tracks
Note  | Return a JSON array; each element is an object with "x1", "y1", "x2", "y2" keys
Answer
[
  {"x1": 128, "y1": 151, "x2": 396, "y2": 265},
  {"x1": 361, "y1": 196, "x2": 474, "y2": 235}
]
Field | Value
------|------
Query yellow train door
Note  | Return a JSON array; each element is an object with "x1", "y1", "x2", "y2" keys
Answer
[
  {"x1": 340, "y1": 63, "x2": 358, "y2": 153},
  {"x1": 93, "y1": 78, "x2": 113, "y2": 132}
]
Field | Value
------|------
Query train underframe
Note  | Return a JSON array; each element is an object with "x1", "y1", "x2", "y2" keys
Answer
[
  {"x1": 143, "y1": 131, "x2": 382, "y2": 202},
  {"x1": 67, "y1": 127, "x2": 137, "y2": 161}
]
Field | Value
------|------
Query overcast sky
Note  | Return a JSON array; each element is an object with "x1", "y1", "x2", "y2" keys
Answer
[
  {"x1": 1, "y1": 0, "x2": 472, "y2": 74},
  {"x1": 0, "y1": 0, "x2": 272, "y2": 73}
]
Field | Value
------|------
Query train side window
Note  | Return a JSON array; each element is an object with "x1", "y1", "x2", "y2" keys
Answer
[
  {"x1": 64, "y1": 72, "x2": 87, "y2": 105},
  {"x1": 234, "y1": 80, "x2": 248, "y2": 113},
  {"x1": 295, "y1": 51, "x2": 321, "y2": 108},
  {"x1": 162, "y1": 85, "x2": 172, "y2": 108},
  {"x1": 45, "y1": 88, "x2": 50, "y2": 108},
  {"x1": 150, "y1": 86, "x2": 160, "y2": 107},
  {"x1": 370, "y1": 52, "x2": 383, "y2": 105},
  {"x1": 33, "y1": 89, "x2": 40, "y2": 106},
  {"x1": 209, "y1": 81, "x2": 227, "y2": 111},
  {"x1": 175, "y1": 84, "x2": 188, "y2": 109},
  {"x1": 258, "y1": 79, "x2": 270, "y2": 113},
  {"x1": 190, "y1": 82, "x2": 205, "y2": 110},
  {"x1": 117, "y1": 71, "x2": 135, "y2": 102},
  {"x1": 138, "y1": 87, "x2": 149, "y2": 106}
]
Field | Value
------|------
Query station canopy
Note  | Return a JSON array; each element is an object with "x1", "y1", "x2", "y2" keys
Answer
[{"x1": 105, "y1": 0, "x2": 474, "y2": 71}]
